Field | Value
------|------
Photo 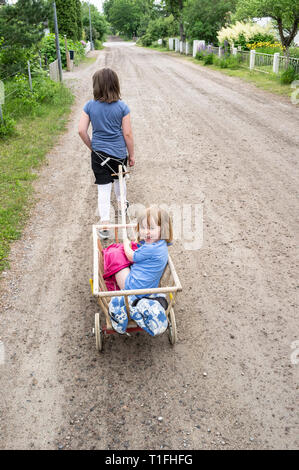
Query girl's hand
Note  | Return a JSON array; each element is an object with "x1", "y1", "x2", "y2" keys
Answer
[{"x1": 128, "y1": 155, "x2": 135, "y2": 167}]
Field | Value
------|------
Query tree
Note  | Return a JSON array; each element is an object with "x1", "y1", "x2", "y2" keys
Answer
[
  {"x1": 164, "y1": 0, "x2": 186, "y2": 41},
  {"x1": 54, "y1": 0, "x2": 78, "y2": 41},
  {"x1": 75, "y1": 0, "x2": 83, "y2": 40},
  {"x1": 81, "y1": 1, "x2": 108, "y2": 42},
  {"x1": 0, "y1": 0, "x2": 50, "y2": 48},
  {"x1": 106, "y1": 0, "x2": 144, "y2": 37},
  {"x1": 103, "y1": 0, "x2": 155, "y2": 38},
  {"x1": 234, "y1": 0, "x2": 299, "y2": 53},
  {"x1": 183, "y1": 0, "x2": 237, "y2": 43},
  {"x1": 0, "y1": 0, "x2": 50, "y2": 75}
]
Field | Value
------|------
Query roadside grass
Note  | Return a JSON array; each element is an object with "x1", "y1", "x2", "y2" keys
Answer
[
  {"x1": 79, "y1": 56, "x2": 97, "y2": 66},
  {"x1": 192, "y1": 58, "x2": 297, "y2": 99},
  {"x1": 138, "y1": 44, "x2": 297, "y2": 101},
  {"x1": 0, "y1": 84, "x2": 74, "y2": 273}
]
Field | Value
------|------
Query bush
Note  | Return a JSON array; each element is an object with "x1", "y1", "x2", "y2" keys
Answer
[
  {"x1": 218, "y1": 21, "x2": 275, "y2": 50},
  {"x1": 280, "y1": 66, "x2": 299, "y2": 84},
  {"x1": 40, "y1": 34, "x2": 85, "y2": 68},
  {"x1": 195, "y1": 51, "x2": 205, "y2": 61},
  {"x1": 203, "y1": 53, "x2": 213, "y2": 65},
  {"x1": 0, "y1": 116, "x2": 15, "y2": 138},
  {"x1": 94, "y1": 39, "x2": 103, "y2": 50},
  {"x1": 139, "y1": 33, "x2": 153, "y2": 47}
]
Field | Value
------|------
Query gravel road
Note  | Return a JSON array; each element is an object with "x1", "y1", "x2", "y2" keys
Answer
[{"x1": 0, "y1": 42, "x2": 298, "y2": 450}]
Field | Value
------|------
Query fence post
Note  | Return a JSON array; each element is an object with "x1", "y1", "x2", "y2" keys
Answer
[
  {"x1": 169, "y1": 38, "x2": 173, "y2": 50},
  {"x1": 273, "y1": 52, "x2": 280, "y2": 74},
  {"x1": 232, "y1": 47, "x2": 237, "y2": 55},
  {"x1": 193, "y1": 40, "x2": 198, "y2": 58},
  {"x1": 185, "y1": 42, "x2": 189, "y2": 55},
  {"x1": 27, "y1": 61, "x2": 33, "y2": 91},
  {"x1": 179, "y1": 41, "x2": 183, "y2": 53},
  {"x1": 64, "y1": 35, "x2": 71, "y2": 72},
  {"x1": 250, "y1": 49, "x2": 256, "y2": 70},
  {"x1": 218, "y1": 46, "x2": 222, "y2": 57}
]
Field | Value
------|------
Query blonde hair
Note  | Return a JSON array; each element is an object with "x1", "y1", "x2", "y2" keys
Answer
[{"x1": 136, "y1": 205, "x2": 173, "y2": 243}]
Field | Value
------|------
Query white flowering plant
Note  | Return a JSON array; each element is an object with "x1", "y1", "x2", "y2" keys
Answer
[{"x1": 217, "y1": 21, "x2": 276, "y2": 50}]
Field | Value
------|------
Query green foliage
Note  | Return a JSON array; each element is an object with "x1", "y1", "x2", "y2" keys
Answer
[
  {"x1": 213, "y1": 54, "x2": 242, "y2": 69},
  {"x1": 203, "y1": 53, "x2": 214, "y2": 65},
  {"x1": 184, "y1": 0, "x2": 238, "y2": 43},
  {"x1": 104, "y1": 0, "x2": 154, "y2": 38},
  {"x1": 94, "y1": 39, "x2": 104, "y2": 50},
  {"x1": 0, "y1": 116, "x2": 15, "y2": 138},
  {"x1": 139, "y1": 14, "x2": 179, "y2": 46},
  {"x1": 40, "y1": 34, "x2": 85, "y2": 68},
  {"x1": 52, "y1": 0, "x2": 81, "y2": 41},
  {"x1": 0, "y1": 0, "x2": 50, "y2": 48},
  {"x1": 280, "y1": 66, "x2": 299, "y2": 84},
  {"x1": 233, "y1": 0, "x2": 299, "y2": 49},
  {"x1": 75, "y1": 0, "x2": 83, "y2": 40},
  {"x1": 195, "y1": 51, "x2": 205, "y2": 60},
  {"x1": 81, "y1": 1, "x2": 108, "y2": 42}
]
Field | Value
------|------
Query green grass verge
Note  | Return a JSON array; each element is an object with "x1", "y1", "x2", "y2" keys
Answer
[
  {"x1": 191, "y1": 58, "x2": 296, "y2": 99},
  {"x1": 0, "y1": 84, "x2": 74, "y2": 273}
]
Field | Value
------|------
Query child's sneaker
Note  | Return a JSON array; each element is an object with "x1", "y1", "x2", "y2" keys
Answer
[{"x1": 98, "y1": 229, "x2": 110, "y2": 239}]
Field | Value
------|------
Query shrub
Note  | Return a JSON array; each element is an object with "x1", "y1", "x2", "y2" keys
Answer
[
  {"x1": 195, "y1": 51, "x2": 205, "y2": 61},
  {"x1": 0, "y1": 116, "x2": 16, "y2": 138},
  {"x1": 203, "y1": 53, "x2": 213, "y2": 65},
  {"x1": 140, "y1": 33, "x2": 153, "y2": 47},
  {"x1": 280, "y1": 66, "x2": 299, "y2": 84},
  {"x1": 218, "y1": 21, "x2": 275, "y2": 50}
]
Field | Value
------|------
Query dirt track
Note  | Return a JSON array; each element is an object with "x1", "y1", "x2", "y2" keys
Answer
[{"x1": 0, "y1": 42, "x2": 298, "y2": 450}]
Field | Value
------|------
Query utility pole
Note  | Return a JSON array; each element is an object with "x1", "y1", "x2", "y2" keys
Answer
[
  {"x1": 53, "y1": 1, "x2": 63, "y2": 82},
  {"x1": 89, "y1": 2, "x2": 94, "y2": 51}
]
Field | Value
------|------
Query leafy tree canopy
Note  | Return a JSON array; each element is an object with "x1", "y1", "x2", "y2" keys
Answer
[{"x1": 233, "y1": 0, "x2": 299, "y2": 48}]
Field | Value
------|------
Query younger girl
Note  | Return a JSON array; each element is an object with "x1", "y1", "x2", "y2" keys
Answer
[
  {"x1": 108, "y1": 205, "x2": 173, "y2": 336},
  {"x1": 78, "y1": 68, "x2": 134, "y2": 238}
]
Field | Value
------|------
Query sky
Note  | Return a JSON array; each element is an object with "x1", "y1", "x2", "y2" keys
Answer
[{"x1": 89, "y1": 0, "x2": 104, "y2": 13}]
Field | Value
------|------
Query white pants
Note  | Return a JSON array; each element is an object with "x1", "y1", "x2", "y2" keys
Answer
[{"x1": 97, "y1": 180, "x2": 127, "y2": 221}]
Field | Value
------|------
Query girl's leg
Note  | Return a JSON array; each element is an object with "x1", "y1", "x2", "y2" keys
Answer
[
  {"x1": 130, "y1": 297, "x2": 168, "y2": 337},
  {"x1": 97, "y1": 183, "x2": 112, "y2": 222},
  {"x1": 115, "y1": 267, "x2": 130, "y2": 290}
]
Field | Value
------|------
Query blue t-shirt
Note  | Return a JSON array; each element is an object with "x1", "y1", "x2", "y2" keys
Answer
[
  {"x1": 83, "y1": 99, "x2": 130, "y2": 158},
  {"x1": 125, "y1": 240, "x2": 168, "y2": 296}
]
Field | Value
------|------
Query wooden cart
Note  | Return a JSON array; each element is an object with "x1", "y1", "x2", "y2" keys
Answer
[{"x1": 90, "y1": 166, "x2": 182, "y2": 351}]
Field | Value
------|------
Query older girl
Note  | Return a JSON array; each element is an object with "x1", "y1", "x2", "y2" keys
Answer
[{"x1": 78, "y1": 67, "x2": 134, "y2": 238}]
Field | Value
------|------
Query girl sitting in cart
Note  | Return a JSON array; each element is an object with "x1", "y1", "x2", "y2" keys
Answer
[{"x1": 105, "y1": 205, "x2": 173, "y2": 336}]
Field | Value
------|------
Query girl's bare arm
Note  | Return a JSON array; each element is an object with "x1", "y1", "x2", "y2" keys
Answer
[
  {"x1": 123, "y1": 238, "x2": 134, "y2": 262},
  {"x1": 122, "y1": 113, "x2": 135, "y2": 166},
  {"x1": 78, "y1": 111, "x2": 92, "y2": 151}
]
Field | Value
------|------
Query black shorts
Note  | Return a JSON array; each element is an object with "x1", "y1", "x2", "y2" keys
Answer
[{"x1": 91, "y1": 150, "x2": 128, "y2": 185}]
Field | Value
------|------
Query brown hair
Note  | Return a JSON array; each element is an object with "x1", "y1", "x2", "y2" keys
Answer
[
  {"x1": 92, "y1": 68, "x2": 121, "y2": 103},
  {"x1": 136, "y1": 205, "x2": 173, "y2": 244}
]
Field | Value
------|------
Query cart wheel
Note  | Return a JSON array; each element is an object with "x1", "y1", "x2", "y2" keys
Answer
[
  {"x1": 168, "y1": 307, "x2": 177, "y2": 345},
  {"x1": 95, "y1": 313, "x2": 103, "y2": 352}
]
